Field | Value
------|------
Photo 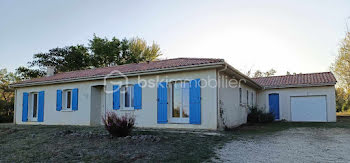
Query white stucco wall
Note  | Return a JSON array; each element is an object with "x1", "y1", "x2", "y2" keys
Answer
[
  {"x1": 257, "y1": 86, "x2": 336, "y2": 122},
  {"x1": 106, "y1": 69, "x2": 218, "y2": 130},
  {"x1": 217, "y1": 72, "x2": 257, "y2": 129},
  {"x1": 15, "y1": 80, "x2": 105, "y2": 125},
  {"x1": 15, "y1": 69, "x2": 218, "y2": 129}
]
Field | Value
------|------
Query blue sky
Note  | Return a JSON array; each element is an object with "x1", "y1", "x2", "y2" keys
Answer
[{"x1": 0, "y1": 0, "x2": 349, "y2": 75}]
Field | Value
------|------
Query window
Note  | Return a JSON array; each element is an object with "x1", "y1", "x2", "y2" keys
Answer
[
  {"x1": 121, "y1": 85, "x2": 134, "y2": 109},
  {"x1": 63, "y1": 90, "x2": 73, "y2": 110},
  {"x1": 246, "y1": 90, "x2": 249, "y2": 105},
  {"x1": 169, "y1": 81, "x2": 190, "y2": 123},
  {"x1": 67, "y1": 91, "x2": 72, "y2": 109},
  {"x1": 239, "y1": 88, "x2": 242, "y2": 104},
  {"x1": 251, "y1": 92, "x2": 254, "y2": 106},
  {"x1": 31, "y1": 93, "x2": 39, "y2": 121}
]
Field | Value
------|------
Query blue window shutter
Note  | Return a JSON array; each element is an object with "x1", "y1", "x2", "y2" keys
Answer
[
  {"x1": 38, "y1": 91, "x2": 45, "y2": 122},
  {"x1": 56, "y1": 90, "x2": 62, "y2": 111},
  {"x1": 190, "y1": 79, "x2": 201, "y2": 124},
  {"x1": 72, "y1": 88, "x2": 79, "y2": 111},
  {"x1": 22, "y1": 92, "x2": 29, "y2": 122},
  {"x1": 134, "y1": 84, "x2": 142, "y2": 109},
  {"x1": 113, "y1": 85, "x2": 120, "y2": 110},
  {"x1": 157, "y1": 82, "x2": 168, "y2": 123}
]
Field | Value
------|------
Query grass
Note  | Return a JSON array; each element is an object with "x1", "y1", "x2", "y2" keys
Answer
[
  {"x1": 1, "y1": 117, "x2": 350, "y2": 162},
  {"x1": 337, "y1": 111, "x2": 350, "y2": 116},
  {"x1": 0, "y1": 125, "x2": 228, "y2": 162}
]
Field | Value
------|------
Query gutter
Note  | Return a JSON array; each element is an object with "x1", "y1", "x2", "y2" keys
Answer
[
  {"x1": 11, "y1": 62, "x2": 225, "y2": 88},
  {"x1": 217, "y1": 64, "x2": 228, "y2": 129},
  {"x1": 13, "y1": 89, "x2": 17, "y2": 124}
]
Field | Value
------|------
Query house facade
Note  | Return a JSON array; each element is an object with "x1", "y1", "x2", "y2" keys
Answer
[{"x1": 11, "y1": 58, "x2": 337, "y2": 130}]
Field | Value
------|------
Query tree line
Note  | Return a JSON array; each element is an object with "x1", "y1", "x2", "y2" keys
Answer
[{"x1": 0, "y1": 35, "x2": 162, "y2": 122}]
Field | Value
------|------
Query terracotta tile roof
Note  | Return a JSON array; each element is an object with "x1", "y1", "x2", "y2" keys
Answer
[
  {"x1": 252, "y1": 72, "x2": 337, "y2": 89},
  {"x1": 17, "y1": 58, "x2": 224, "y2": 85}
]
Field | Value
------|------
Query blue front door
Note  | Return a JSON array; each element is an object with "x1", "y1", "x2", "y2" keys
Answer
[{"x1": 269, "y1": 94, "x2": 280, "y2": 120}]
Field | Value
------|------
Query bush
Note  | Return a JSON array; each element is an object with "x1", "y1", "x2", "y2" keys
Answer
[
  {"x1": 0, "y1": 99, "x2": 14, "y2": 123},
  {"x1": 0, "y1": 114, "x2": 13, "y2": 123},
  {"x1": 103, "y1": 112, "x2": 135, "y2": 137},
  {"x1": 247, "y1": 106, "x2": 274, "y2": 123}
]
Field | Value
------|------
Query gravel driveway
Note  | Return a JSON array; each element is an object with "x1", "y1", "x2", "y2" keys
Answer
[{"x1": 213, "y1": 128, "x2": 350, "y2": 163}]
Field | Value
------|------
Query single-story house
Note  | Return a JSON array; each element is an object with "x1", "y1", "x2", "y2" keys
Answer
[{"x1": 11, "y1": 58, "x2": 337, "y2": 130}]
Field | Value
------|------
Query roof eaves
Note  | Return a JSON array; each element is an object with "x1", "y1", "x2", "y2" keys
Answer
[{"x1": 224, "y1": 62, "x2": 263, "y2": 90}]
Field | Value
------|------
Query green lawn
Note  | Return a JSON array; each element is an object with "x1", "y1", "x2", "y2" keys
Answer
[{"x1": 1, "y1": 117, "x2": 350, "y2": 162}]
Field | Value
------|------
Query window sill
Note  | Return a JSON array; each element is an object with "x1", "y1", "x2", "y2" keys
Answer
[
  {"x1": 169, "y1": 118, "x2": 189, "y2": 124},
  {"x1": 61, "y1": 109, "x2": 74, "y2": 112},
  {"x1": 168, "y1": 122, "x2": 190, "y2": 124},
  {"x1": 120, "y1": 108, "x2": 135, "y2": 111}
]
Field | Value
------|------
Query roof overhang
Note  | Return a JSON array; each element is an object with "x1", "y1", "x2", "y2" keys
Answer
[{"x1": 219, "y1": 62, "x2": 263, "y2": 90}]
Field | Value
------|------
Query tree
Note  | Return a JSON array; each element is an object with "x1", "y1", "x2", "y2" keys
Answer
[
  {"x1": 60, "y1": 45, "x2": 91, "y2": 72},
  {"x1": 29, "y1": 45, "x2": 91, "y2": 73},
  {"x1": 89, "y1": 35, "x2": 123, "y2": 67},
  {"x1": 332, "y1": 32, "x2": 350, "y2": 91},
  {"x1": 89, "y1": 35, "x2": 162, "y2": 66},
  {"x1": 264, "y1": 69, "x2": 277, "y2": 77},
  {"x1": 0, "y1": 69, "x2": 19, "y2": 122},
  {"x1": 18, "y1": 35, "x2": 162, "y2": 80},
  {"x1": 16, "y1": 66, "x2": 46, "y2": 80},
  {"x1": 127, "y1": 37, "x2": 162, "y2": 64},
  {"x1": 253, "y1": 70, "x2": 263, "y2": 78},
  {"x1": 286, "y1": 71, "x2": 301, "y2": 75},
  {"x1": 250, "y1": 69, "x2": 277, "y2": 78},
  {"x1": 332, "y1": 31, "x2": 350, "y2": 112},
  {"x1": 336, "y1": 87, "x2": 350, "y2": 112}
]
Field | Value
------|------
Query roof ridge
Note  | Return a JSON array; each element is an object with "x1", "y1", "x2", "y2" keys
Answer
[
  {"x1": 54, "y1": 57, "x2": 224, "y2": 75},
  {"x1": 174, "y1": 57, "x2": 224, "y2": 60},
  {"x1": 252, "y1": 71, "x2": 336, "y2": 88}
]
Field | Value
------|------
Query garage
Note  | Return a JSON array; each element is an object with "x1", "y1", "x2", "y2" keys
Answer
[
  {"x1": 291, "y1": 96, "x2": 327, "y2": 122},
  {"x1": 254, "y1": 72, "x2": 336, "y2": 122}
]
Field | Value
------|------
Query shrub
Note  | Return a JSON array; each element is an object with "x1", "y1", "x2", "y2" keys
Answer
[
  {"x1": 103, "y1": 112, "x2": 135, "y2": 137},
  {"x1": 247, "y1": 106, "x2": 274, "y2": 123},
  {"x1": 0, "y1": 99, "x2": 14, "y2": 123},
  {"x1": 0, "y1": 114, "x2": 13, "y2": 123}
]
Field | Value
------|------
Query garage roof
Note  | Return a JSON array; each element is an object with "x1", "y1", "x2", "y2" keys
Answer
[{"x1": 252, "y1": 72, "x2": 337, "y2": 89}]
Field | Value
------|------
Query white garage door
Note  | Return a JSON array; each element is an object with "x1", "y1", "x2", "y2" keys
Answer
[{"x1": 291, "y1": 96, "x2": 327, "y2": 122}]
